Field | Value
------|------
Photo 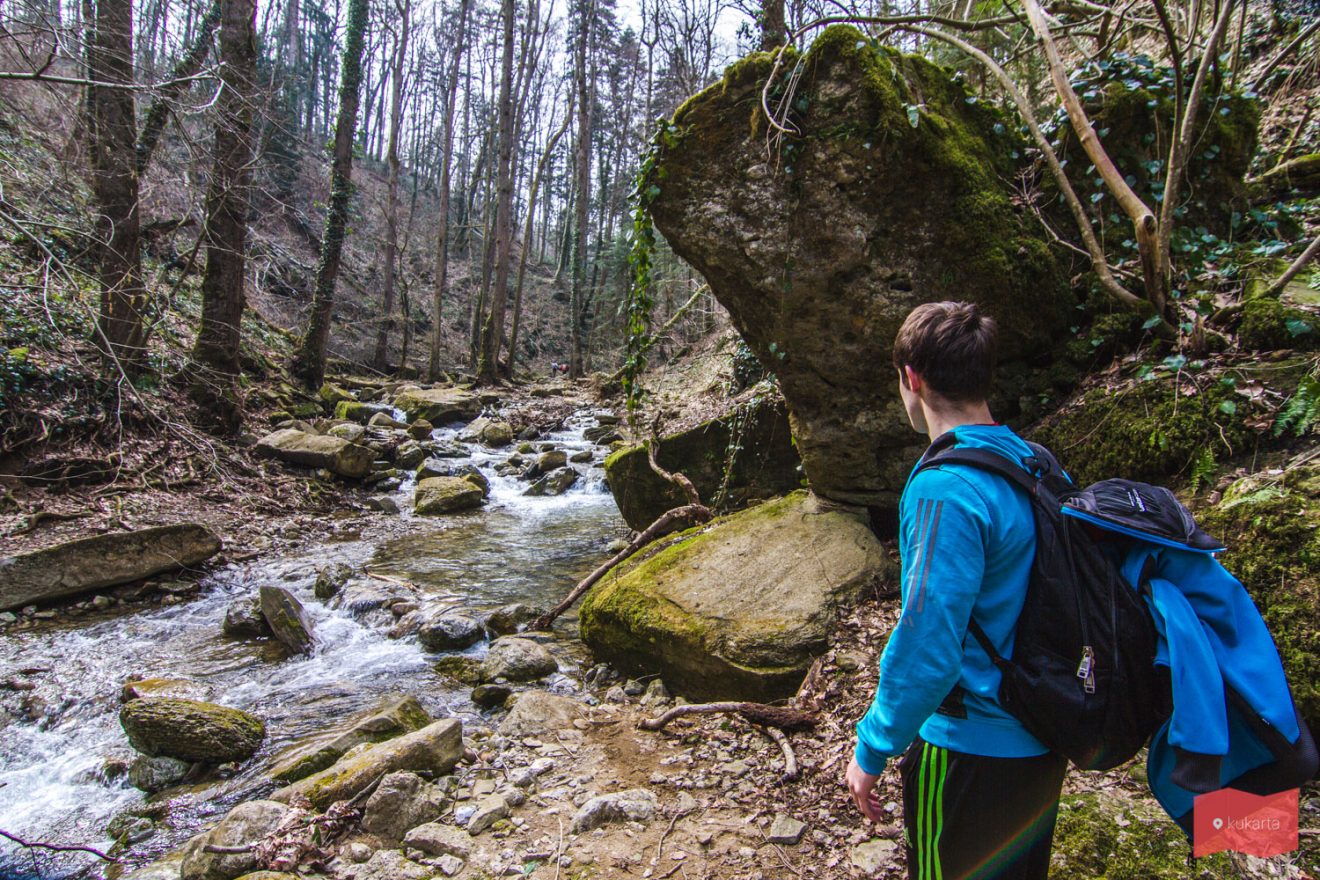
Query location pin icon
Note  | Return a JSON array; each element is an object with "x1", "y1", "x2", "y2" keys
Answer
[{"x1": 1212, "y1": 817, "x2": 1224, "y2": 830}]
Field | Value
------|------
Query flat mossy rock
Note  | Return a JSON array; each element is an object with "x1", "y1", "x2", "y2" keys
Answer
[
  {"x1": 604, "y1": 395, "x2": 802, "y2": 531},
  {"x1": 579, "y1": 491, "x2": 894, "y2": 701},
  {"x1": 1030, "y1": 376, "x2": 1257, "y2": 486},
  {"x1": 1051, "y1": 790, "x2": 1232, "y2": 878},
  {"x1": 393, "y1": 386, "x2": 480, "y2": 425},
  {"x1": 414, "y1": 476, "x2": 485, "y2": 515},
  {"x1": 1199, "y1": 460, "x2": 1320, "y2": 732},
  {"x1": 267, "y1": 694, "x2": 430, "y2": 784},
  {"x1": 120, "y1": 697, "x2": 265, "y2": 764},
  {"x1": 255, "y1": 428, "x2": 373, "y2": 478},
  {"x1": 1251, "y1": 152, "x2": 1320, "y2": 201},
  {"x1": 271, "y1": 718, "x2": 463, "y2": 810},
  {"x1": 648, "y1": 26, "x2": 1071, "y2": 512}
]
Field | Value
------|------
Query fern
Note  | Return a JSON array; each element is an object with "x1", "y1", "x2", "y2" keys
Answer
[
  {"x1": 1274, "y1": 372, "x2": 1320, "y2": 438},
  {"x1": 1189, "y1": 447, "x2": 1217, "y2": 493}
]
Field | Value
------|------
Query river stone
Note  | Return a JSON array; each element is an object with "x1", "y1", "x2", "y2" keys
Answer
[
  {"x1": 580, "y1": 490, "x2": 893, "y2": 701},
  {"x1": 368, "y1": 411, "x2": 409, "y2": 430},
  {"x1": 471, "y1": 684, "x2": 512, "y2": 709},
  {"x1": 524, "y1": 449, "x2": 567, "y2": 480},
  {"x1": 453, "y1": 464, "x2": 490, "y2": 497},
  {"x1": 268, "y1": 694, "x2": 430, "y2": 783},
  {"x1": 179, "y1": 800, "x2": 290, "y2": 880},
  {"x1": 121, "y1": 852, "x2": 186, "y2": 880},
  {"x1": 328, "y1": 422, "x2": 367, "y2": 443},
  {"x1": 272, "y1": 718, "x2": 463, "y2": 810},
  {"x1": 482, "y1": 603, "x2": 546, "y2": 636},
  {"x1": 0, "y1": 524, "x2": 221, "y2": 612},
  {"x1": 404, "y1": 822, "x2": 472, "y2": 858},
  {"x1": 408, "y1": 419, "x2": 435, "y2": 440},
  {"x1": 120, "y1": 697, "x2": 265, "y2": 764},
  {"x1": 467, "y1": 793, "x2": 510, "y2": 835},
  {"x1": 128, "y1": 755, "x2": 192, "y2": 792},
  {"x1": 222, "y1": 595, "x2": 272, "y2": 639},
  {"x1": 414, "y1": 477, "x2": 485, "y2": 515},
  {"x1": 647, "y1": 26, "x2": 1072, "y2": 513},
  {"x1": 258, "y1": 586, "x2": 315, "y2": 655},
  {"x1": 361, "y1": 770, "x2": 447, "y2": 840},
  {"x1": 313, "y1": 562, "x2": 354, "y2": 600},
  {"x1": 338, "y1": 850, "x2": 434, "y2": 880},
  {"x1": 569, "y1": 449, "x2": 593, "y2": 464},
  {"x1": 460, "y1": 417, "x2": 515, "y2": 447},
  {"x1": 394, "y1": 440, "x2": 428, "y2": 470},
  {"x1": 418, "y1": 613, "x2": 484, "y2": 652},
  {"x1": 256, "y1": 428, "x2": 374, "y2": 478},
  {"x1": 393, "y1": 387, "x2": 480, "y2": 425},
  {"x1": 481, "y1": 637, "x2": 557, "y2": 682},
  {"x1": 571, "y1": 788, "x2": 658, "y2": 833},
  {"x1": 523, "y1": 466, "x2": 578, "y2": 497},
  {"x1": 603, "y1": 395, "x2": 801, "y2": 531},
  {"x1": 498, "y1": 691, "x2": 581, "y2": 736}
]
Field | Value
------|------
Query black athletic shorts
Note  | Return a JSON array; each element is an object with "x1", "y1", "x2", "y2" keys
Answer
[{"x1": 898, "y1": 736, "x2": 1068, "y2": 880}]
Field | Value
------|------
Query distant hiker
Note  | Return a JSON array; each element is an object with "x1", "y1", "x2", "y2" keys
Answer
[{"x1": 846, "y1": 301, "x2": 1066, "y2": 880}]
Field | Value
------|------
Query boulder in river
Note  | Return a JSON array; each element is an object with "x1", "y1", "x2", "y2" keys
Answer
[
  {"x1": 256, "y1": 428, "x2": 374, "y2": 478},
  {"x1": 258, "y1": 586, "x2": 315, "y2": 655},
  {"x1": 459, "y1": 416, "x2": 515, "y2": 447},
  {"x1": 482, "y1": 602, "x2": 547, "y2": 636},
  {"x1": 393, "y1": 387, "x2": 480, "y2": 425},
  {"x1": 179, "y1": 800, "x2": 290, "y2": 880},
  {"x1": 523, "y1": 449, "x2": 567, "y2": 480},
  {"x1": 268, "y1": 694, "x2": 430, "y2": 784},
  {"x1": 523, "y1": 466, "x2": 578, "y2": 497},
  {"x1": 120, "y1": 697, "x2": 265, "y2": 764},
  {"x1": 413, "y1": 477, "x2": 485, "y2": 515},
  {"x1": 128, "y1": 755, "x2": 192, "y2": 792},
  {"x1": 481, "y1": 636, "x2": 557, "y2": 682},
  {"x1": 222, "y1": 595, "x2": 272, "y2": 639},
  {"x1": 580, "y1": 490, "x2": 894, "y2": 701},
  {"x1": 271, "y1": 718, "x2": 463, "y2": 810},
  {"x1": 646, "y1": 26, "x2": 1073, "y2": 512},
  {"x1": 0, "y1": 524, "x2": 221, "y2": 612},
  {"x1": 417, "y1": 612, "x2": 484, "y2": 652}
]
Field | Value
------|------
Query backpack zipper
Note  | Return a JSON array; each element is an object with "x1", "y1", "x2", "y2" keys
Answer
[{"x1": 1077, "y1": 645, "x2": 1096, "y2": 694}]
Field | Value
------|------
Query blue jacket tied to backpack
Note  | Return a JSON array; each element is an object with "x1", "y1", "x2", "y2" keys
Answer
[
  {"x1": 854, "y1": 425, "x2": 1048, "y2": 775},
  {"x1": 1115, "y1": 541, "x2": 1310, "y2": 829}
]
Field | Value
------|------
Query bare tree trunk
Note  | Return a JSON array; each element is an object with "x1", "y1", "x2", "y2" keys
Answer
[
  {"x1": 568, "y1": 0, "x2": 594, "y2": 378},
  {"x1": 136, "y1": 0, "x2": 221, "y2": 176},
  {"x1": 190, "y1": 0, "x2": 256, "y2": 433},
  {"x1": 372, "y1": 0, "x2": 411, "y2": 371},
  {"x1": 88, "y1": 0, "x2": 147, "y2": 373},
  {"x1": 290, "y1": 0, "x2": 369, "y2": 389},
  {"x1": 760, "y1": 0, "x2": 786, "y2": 50},
  {"x1": 477, "y1": 0, "x2": 517, "y2": 384}
]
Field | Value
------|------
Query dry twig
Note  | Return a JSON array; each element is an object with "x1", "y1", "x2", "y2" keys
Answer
[{"x1": 639, "y1": 701, "x2": 816, "y2": 732}]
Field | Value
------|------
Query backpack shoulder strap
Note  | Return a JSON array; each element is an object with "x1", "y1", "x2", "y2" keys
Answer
[{"x1": 916, "y1": 447, "x2": 1041, "y2": 498}]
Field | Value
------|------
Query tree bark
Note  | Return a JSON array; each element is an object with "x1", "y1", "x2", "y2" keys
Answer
[
  {"x1": 568, "y1": 0, "x2": 594, "y2": 378},
  {"x1": 372, "y1": 0, "x2": 411, "y2": 372},
  {"x1": 477, "y1": 0, "x2": 517, "y2": 384},
  {"x1": 759, "y1": 0, "x2": 786, "y2": 50},
  {"x1": 190, "y1": 0, "x2": 257, "y2": 433},
  {"x1": 88, "y1": 0, "x2": 147, "y2": 372},
  {"x1": 426, "y1": 0, "x2": 471, "y2": 381},
  {"x1": 290, "y1": 0, "x2": 369, "y2": 389}
]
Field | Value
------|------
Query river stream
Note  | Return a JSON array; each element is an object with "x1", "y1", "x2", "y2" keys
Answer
[{"x1": 0, "y1": 411, "x2": 626, "y2": 879}]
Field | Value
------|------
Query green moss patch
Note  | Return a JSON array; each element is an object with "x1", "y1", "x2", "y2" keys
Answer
[{"x1": 1051, "y1": 791, "x2": 1233, "y2": 879}]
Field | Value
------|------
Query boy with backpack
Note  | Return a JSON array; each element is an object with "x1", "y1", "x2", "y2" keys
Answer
[{"x1": 845, "y1": 301, "x2": 1066, "y2": 880}]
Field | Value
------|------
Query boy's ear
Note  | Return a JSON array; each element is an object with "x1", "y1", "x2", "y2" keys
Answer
[{"x1": 903, "y1": 365, "x2": 922, "y2": 393}]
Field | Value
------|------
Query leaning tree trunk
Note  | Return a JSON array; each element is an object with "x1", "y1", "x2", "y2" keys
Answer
[
  {"x1": 136, "y1": 0, "x2": 221, "y2": 176},
  {"x1": 568, "y1": 0, "x2": 593, "y2": 378},
  {"x1": 88, "y1": 0, "x2": 147, "y2": 373},
  {"x1": 290, "y1": 0, "x2": 369, "y2": 389},
  {"x1": 477, "y1": 0, "x2": 516, "y2": 384},
  {"x1": 371, "y1": 0, "x2": 411, "y2": 372},
  {"x1": 190, "y1": 0, "x2": 257, "y2": 433},
  {"x1": 426, "y1": 0, "x2": 470, "y2": 382}
]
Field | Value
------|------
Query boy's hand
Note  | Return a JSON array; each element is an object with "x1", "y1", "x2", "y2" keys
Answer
[{"x1": 845, "y1": 756, "x2": 884, "y2": 822}]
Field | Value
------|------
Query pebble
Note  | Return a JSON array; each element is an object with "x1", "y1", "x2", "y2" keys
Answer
[
  {"x1": 605, "y1": 685, "x2": 627, "y2": 703},
  {"x1": 437, "y1": 854, "x2": 465, "y2": 876},
  {"x1": 467, "y1": 794, "x2": 510, "y2": 835},
  {"x1": 850, "y1": 839, "x2": 900, "y2": 873},
  {"x1": 622, "y1": 679, "x2": 645, "y2": 697},
  {"x1": 767, "y1": 813, "x2": 807, "y2": 845},
  {"x1": 344, "y1": 842, "x2": 373, "y2": 863}
]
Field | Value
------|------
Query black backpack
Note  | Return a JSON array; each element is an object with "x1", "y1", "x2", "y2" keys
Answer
[{"x1": 917, "y1": 438, "x2": 1174, "y2": 771}]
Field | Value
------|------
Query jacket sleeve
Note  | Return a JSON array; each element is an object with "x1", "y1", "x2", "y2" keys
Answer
[{"x1": 854, "y1": 468, "x2": 989, "y2": 774}]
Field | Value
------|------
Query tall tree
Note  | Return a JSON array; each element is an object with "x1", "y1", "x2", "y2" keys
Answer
[
  {"x1": 135, "y1": 0, "x2": 222, "y2": 176},
  {"x1": 568, "y1": 0, "x2": 595, "y2": 378},
  {"x1": 427, "y1": 0, "x2": 472, "y2": 381},
  {"x1": 477, "y1": 0, "x2": 517, "y2": 384},
  {"x1": 290, "y1": 0, "x2": 370, "y2": 389},
  {"x1": 190, "y1": 0, "x2": 257, "y2": 433},
  {"x1": 87, "y1": 0, "x2": 147, "y2": 372},
  {"x1": 372, "y1": 0, "x2": 412, "y2": 371}
]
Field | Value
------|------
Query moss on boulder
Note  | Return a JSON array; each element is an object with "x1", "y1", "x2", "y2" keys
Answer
[
  {"x1": 1237, "y1": 296, "x2": 1318, "y2": 351},
  {"x1": 579, "y1": 491, "x2": 894, "y2": 702},
  {"x1": 267, "y1": 694, "x2": 430, "y2": 784},
  {"x1": 648, "y1": 25, "x2": 1071, "y2": 513},
  {"x1": 1050, "y1": 790, "x2": 1233, "y2": 879},
  {"x1": 393, "y1": 386, "x2": 480, "y2": 425},
  {"x1": 1198, "y1": 461, "x2": 1320, "y2": 732},
  {"x1": 414, "y1": 476, "x2": 485, "y2": 515},
  {"x1": 603, "y1": 394, "x2": 802, "y2": 531},
  {"x1": 255, "y1": 428, "x2": 373, "y2": 478},
  {"x1": 119, "y1": 697, "x2": 265, "y2": 764}
]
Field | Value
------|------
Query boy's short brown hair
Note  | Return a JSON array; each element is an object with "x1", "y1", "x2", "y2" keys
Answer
[{"x1": 892, "y1": 301, "x2": 998, "y2": 402}]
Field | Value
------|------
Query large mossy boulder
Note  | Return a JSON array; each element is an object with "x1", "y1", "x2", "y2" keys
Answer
[
  {"x1": 647, "y1": 26, "x2": 1071, "y2": 512},
  {"x1": 579, "y1": 491, "x2": 894, "y2": 701},
  {"x1": 604, "y1": 395, "x2": 801, "y2": 531},
  {"x1": 414, "y1": 476, "x2": 485, "y2": 515},
  {"x1": 255, "y1": 428, "x2": 373, "y2": 478},
  {"x1": 1198, "y1": 460, "x2": 1320, "y2": 733},
  {"x1": 393, "y1": 386, "x2": 480, "y2": 425},
  {"x1": 0, "y1": 524, "x2": 221, "y2": 612},
  {"x1": 120, "y1": 697, "x2": 265, "y2": 764}
]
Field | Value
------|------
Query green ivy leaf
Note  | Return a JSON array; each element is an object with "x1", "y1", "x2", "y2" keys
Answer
[
  {"x1": 1141, "y1": 315, "x2": 1162, "y2": 330},
  {"x1": 906, "y1": 104, "x2": 920, "y2": 128},
  {"x1": 1286, "y1": 319, "x2": 1313, "y2": 337},
  {"x1": 1218, "y1": 400, "x2": 1237, "y2": 416}
]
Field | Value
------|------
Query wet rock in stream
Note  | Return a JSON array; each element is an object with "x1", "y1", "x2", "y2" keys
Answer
[{"x1": 119, "y1": 697, "x2": 266, "y2": 764}]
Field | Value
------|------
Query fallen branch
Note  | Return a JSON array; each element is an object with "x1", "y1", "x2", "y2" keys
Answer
[
  {"x1": 761, "y1": 724, "x2": 800, "y2": 781},
  {"x1": 0, "y1": 828, "x2": 117, "y2": 862},
  {"x1": 1262, "y1": 232, "x2": 1320, "y2": 300},
  {"x1": 638, "y1": 701, "x2": 817, "y2": 732}
]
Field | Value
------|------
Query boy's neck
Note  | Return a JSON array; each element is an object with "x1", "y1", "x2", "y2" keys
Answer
[{"x1": 923, "y1": 401, "x2": 996, "y2": 443}]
